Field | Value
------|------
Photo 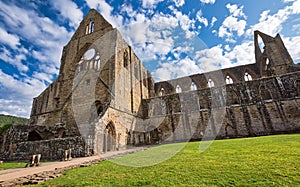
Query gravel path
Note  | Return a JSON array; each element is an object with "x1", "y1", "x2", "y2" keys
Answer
[{"x1": 0, "y1": 147, "x2": 149, "y2": 186}]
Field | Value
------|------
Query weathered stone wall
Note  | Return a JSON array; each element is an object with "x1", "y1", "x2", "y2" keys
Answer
[
  {"x1": 144, "y1": 72, "x2": 300, "y2": 142},
  {"x1": 113, "y1": 31, "x2": 153, "y2": 116},
  {"x1": 0, "y1": 124, "x2": 83, "y2": 161},
  {"x1": 1, "y1": 136, "x2": 85, "y2": 161}
]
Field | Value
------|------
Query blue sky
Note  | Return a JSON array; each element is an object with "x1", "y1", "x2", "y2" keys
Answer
[{"x1": 0, "y1": 0, "x2": 300, "y2": 117}]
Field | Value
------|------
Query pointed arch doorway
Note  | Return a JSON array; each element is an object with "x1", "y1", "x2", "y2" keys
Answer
[{"x1": 103, "y1": 122, "x2": 116, "y2": 152}]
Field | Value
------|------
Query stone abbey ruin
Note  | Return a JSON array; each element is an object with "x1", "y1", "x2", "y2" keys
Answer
[{"x1": 1, "y1": 9, "x2": 300, "y2": 161}]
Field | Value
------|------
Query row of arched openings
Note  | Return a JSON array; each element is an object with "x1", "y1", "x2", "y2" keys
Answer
[{"x1": 158, "y1": 72, "x2": 254, "y2": 95}]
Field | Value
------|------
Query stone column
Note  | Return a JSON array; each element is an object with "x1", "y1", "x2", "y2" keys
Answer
[{"x1": 104, "y1": 129, "x2": 108, "y2": 153}]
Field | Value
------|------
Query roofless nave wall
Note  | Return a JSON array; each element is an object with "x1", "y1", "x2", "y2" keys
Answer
[{"x1": 1, "y1": 9, "x2": 300, "y2": 161}]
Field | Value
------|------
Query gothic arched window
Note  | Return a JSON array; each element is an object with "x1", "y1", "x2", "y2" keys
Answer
[
  {"x1": 85, "y1": 21, "x2": 95, "y2": 35},
  {"x1": 225, "y1": 75, "x2": 234, "y2": 84},
  {"x1": 176, "y1": 85, "x2": 182, "y2": 93},
  {"x1": 191, "y1": 82, "x2": 197, "y2": 90},
  {"x1": 244, "y1": 72, "x2": 253, "y2": 81},
  {"x1": 159, "y1": 88, "x2": 165, "y2": 96},
  {"x1": 208, "y1": 79, "x2": 215, "y2": 88}
]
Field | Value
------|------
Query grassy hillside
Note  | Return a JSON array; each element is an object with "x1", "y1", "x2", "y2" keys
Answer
[
  {"x1": 37, "y1": 134, "x2": 300, "y2": 187},
  {"x1": 0, "y1": 114, "x2": 29, "y2": 135},
  {"x1": 0, "y1": 114, "x2": 28, "y2": 125}
]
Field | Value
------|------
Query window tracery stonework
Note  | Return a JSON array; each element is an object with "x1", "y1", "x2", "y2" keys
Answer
[{"x1": 77, "y1": 48, "x2": 101, "y2": 72}]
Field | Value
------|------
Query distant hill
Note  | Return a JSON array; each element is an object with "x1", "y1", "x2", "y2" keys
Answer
[{"x1": 0, "y1": 114, "x2": 29, "y2": 135}]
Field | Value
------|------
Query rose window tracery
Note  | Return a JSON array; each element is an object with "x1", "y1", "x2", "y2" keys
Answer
[{"x1": 77, "y1": 48, "x2": 101, "y2": 72}]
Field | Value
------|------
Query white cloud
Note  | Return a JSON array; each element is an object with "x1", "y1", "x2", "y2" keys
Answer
[
  {"x1": 224, "y1": 44, "x2": 230, "y2": 51},
  {"x1": 223, "y1": 41, "x2": 255, "y2": 67},
  {"x1": 0, "y1": 1, "x2": 72, "y2": 70},
  {"x1": 226, "y1": 4, "x2": 246, "y2": 18},
  {"x1": 85, "y1": 0, "x2": 123, "y2": 28},
  {"x1": 170, "y1": 6, "x2": 197, "y2": 38},
  {"x1": 0, "y1": 99, "x2": 31, "y2": 118},
  {"x1": 121, "y1": 12, "x2": 177, "y2": 62},
  {"x1": 196, "y1": 10, "x2": 208, "y2": 27},
  {"x1": 246, "y1": 8, "x2": 290, "y2": 36},
  {"x1": 0, "y1": 47, "x2": 28, "y2": 72},
  {"x1": 210, "y1": 16, "x2": 217, "y2": 27},
  {"x1": 119, "y1": 5, "x2": 198, "y2": 64},
  {"x1": 51, "y1": 0, "x2": 83, "y2": 28},
  {"x1": 0, "y1": 70, "x2": 46, "y2": 99},
  {"x1": 172, "y1": 46, "x2": 194, "y2": 55},
  {"x1": 141, "y1": 0, "x2": 164, "y2": 9},
  {"x1": 199, "y1": 0, "x2": 216, "y2": 4},
  {"x1": 218, "y1": 4, "x2": 247, "y2": 43},
  {"x1": 290, "y1": 0, "x2": 300, "y2": 14},
  {"x1": 0, "y1": 27, "x2": 20, "y2": 49},
  {"x1": 259, "y1": 10, "x2": 270, "y2": 22},
  {"x1": 32, "y1": 72, "x2": 53, "y2": 83},
  {"x1": 152, "y1": 57, "x2": 201, "y2": 81},
  {"x1": 0, "y1": 70, "x2": 47, "y2": 117},
  {"x1": 173, "y1": 0, "x2": 185, "y2": 7},
  {"x1": 120, "y1": 4, "x2": 137, "y2": 18},
  {"x1": 282, "y1": 35, "x2": 300, "y2": 63},
  {"x1": 192, "y1": 40, "x2": 255, "y2": 74},
  {"x1": 195, "y1": 45, "x2": 230, "y2": 72},
  {"x1": 38, "y1": 64, "x2": 59, "y2": 75},
  {"x1": 246, "y1": 0, "x2": 300, "y2": 36}
]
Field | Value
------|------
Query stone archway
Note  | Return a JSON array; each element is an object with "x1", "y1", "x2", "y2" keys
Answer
[
  {"x1": 103, "y1": 122, "x2": 116, "y2": 152},
  {"x1": 27, "y1": 130, "x2": 43, "y2": 141}
]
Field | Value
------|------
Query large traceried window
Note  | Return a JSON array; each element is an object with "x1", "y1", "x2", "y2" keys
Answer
[
  {"x1": 77, "y1": 48, "x2": 101, "y2": 72},
  {"x1": 244, "y1": 72, "x2": 253, "y2": 81},
  {"x1": 191, "y1": 82, "x2": 197, "y2": 90},
  {"x1": 225, "y1": 75, "x2": 234, "y2": 84},
  {"x1": 208, "y1": 79, "x2": 215, "y2": 88},
  {"x1": 176, "y1": 85, "x2": 182, "y2": 93}
]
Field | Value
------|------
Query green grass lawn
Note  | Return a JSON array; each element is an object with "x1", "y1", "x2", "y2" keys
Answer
[
  {"x1": 36, "y1": 134, "x2": 300, "y2": 186},
  {"x1": 0, "y1": 162, "x2": 27, "y2": 170}
]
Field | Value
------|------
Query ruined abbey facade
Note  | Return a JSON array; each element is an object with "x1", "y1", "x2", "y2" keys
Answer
[{"x1": 1, "y1": 9, "x2": 300, "y2": 161}]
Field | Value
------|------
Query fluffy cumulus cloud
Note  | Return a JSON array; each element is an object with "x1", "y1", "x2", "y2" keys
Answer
[
  {"x1": 141, "y1": 0, "x2": 164, "y2": 9},
  {"x1": 153, "y1": 37, "x2": 258, "y2": 82},
  {"x1": 94, "y1": 1, "x2": 198, "y2": 63},
  {"x1": 282, "y1": 36, "x2": 300, "y2": 63},
  {"x1": 196, "y1": 10, "x2": 208, "y2": 27},
  {"x1": 170, "y1": 6, "x2": 197, "y2": 38},
  {"x1": 51, "y1": 0, "x2": 83, "y2": 28},
  {"x1": 0, "y1": 47, "x2": 28, "y2": 72},
  {"x1": 173, "y1": 0, "x2": 185, "y2": 7},
  {"x1": 85, "y1": 0, "x2": 123, "y2": 28},
  {"x1": 0, "y1": 99, "x2": 32, "y2": 118},
  {"x1": 0, "y1": 1, "x2": 75, "y2": 117},
  {"x1": 199, "y1": 0, "x2": 216, "y2": 4},
  {"x1": 0, "y1": 1, "x2": 72, "y2": 68},
  {"x1": 246, "y1": 0, "x2": 300, "y2": 36},
  {"x1": 210, "y1": 16, "x2": 217, "y2": 27},
  {"x1": 0, "y1": 27, "x2": 20, "y2": 49},
  {"x1": 195, "y1": 45, "x2": 230, "y2": 71},
  {"x1": 218, "y1": 4, "x2": 247, "y2": 43},
  {"x1": 152, "y1": 57, "x2": 202, "y2": 81},
  {"x1": 0, "y1": 70, "x2": 46, "y2": 117}
]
